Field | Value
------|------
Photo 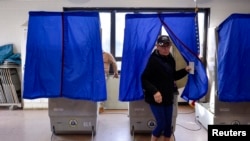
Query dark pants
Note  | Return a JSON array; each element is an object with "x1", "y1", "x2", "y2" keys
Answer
[{"x1": 150, "y1": 104, "x2": 173, "y2": 137}]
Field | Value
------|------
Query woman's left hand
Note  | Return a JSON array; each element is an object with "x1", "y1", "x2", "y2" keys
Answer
[{"x1": 185, "y1": 66, "x2": 192, "y2": 72}]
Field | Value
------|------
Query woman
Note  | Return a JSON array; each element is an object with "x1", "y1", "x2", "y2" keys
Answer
[{"x1": 141, "y1": 35, "x2": 191, "y2": 141}]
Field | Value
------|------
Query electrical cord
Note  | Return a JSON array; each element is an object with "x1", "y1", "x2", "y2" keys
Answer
[
  {"x1": 51, "y1": 126, "x2": 55, "y2": 141},
  {"x1": 176, "y1": 122, "x2": 202, "y2": 131},
  {"x1": 176, "y1": 110, "x2": 202, "y2": 131},
  {"x1": 170, "y1": 109, "x2": 204, "y2": 141},
  {"x1": 51, "y1": 132, "x2": 53, "y2": 141},
  {"x1": 172, "y1": 133, "x2": 176, "y2": 141}
]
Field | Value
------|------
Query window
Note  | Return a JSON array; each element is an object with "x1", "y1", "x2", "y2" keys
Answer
[
  {"x1": 64, "y1": 8, "x2": 210, "y2": 71},
  {"x1": 100, "y1": 13, "x2": 111, "y2": 53}
]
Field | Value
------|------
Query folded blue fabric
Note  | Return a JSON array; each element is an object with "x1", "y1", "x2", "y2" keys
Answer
[
  {"x1": 5, "y1": 53, "x2": 21, "y2": 65},
  {"x1": 0, "y1": 44, "x2": 13, "y2": 64}
]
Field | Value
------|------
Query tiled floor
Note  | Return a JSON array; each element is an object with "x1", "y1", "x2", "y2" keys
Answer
[{"x1": 0, "y1": 105, "x2": 207, "y2": 141}]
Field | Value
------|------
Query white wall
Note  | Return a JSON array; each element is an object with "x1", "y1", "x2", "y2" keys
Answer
[{"x1": 0, "y1": 0, "x2": 250, "y2": 53}]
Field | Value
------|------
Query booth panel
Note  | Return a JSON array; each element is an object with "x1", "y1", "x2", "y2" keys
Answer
[
  {"x1": 50, "y1": 116, "x2": 97, "y2": 135},
  {"x1": 129, "y1": 95, "x2": 178, "y2": 134},
  {"x1": 129, "y1": 100, "x2": 153, "y2": 117},
  {"x1": 214, "y1": 115, "x2": 250, "y2": 125},
  {"x1": 48, "y1": 98, "x2": 97, "y2": 135},
  {"x1": 214, "y1": 95, "x2": 250, "y2": 116},
  {"x1": 49, "y1": 98, "x2": 97, "y2": 117},
  {"x1": 130, "y1": 117, "x2": 156, "y2": 134},
  {"x1": 129, "y1": 100, "x2": 155, "y2": 134}
]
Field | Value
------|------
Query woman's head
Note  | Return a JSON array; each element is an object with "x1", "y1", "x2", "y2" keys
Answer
[{"x1": 156, "y1": 35, "x2": 172, "y2": 56}]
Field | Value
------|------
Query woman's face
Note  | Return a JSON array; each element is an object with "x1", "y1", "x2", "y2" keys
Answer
[{"x1": 157, "y1": 44, "x2": 171, "y2": 56}]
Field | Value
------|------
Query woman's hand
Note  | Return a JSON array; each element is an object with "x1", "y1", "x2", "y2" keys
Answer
[
  {"x1": 153, "y1": 91, "x2": 162, "y2": 103},
  {"x1": 185, "y1": 66, "x2": 192, "y2": 72},
  {"x1": 113, "y1": 72, "x2": 119, "y2": 78}
]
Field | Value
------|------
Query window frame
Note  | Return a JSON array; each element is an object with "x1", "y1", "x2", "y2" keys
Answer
[{"x1": 64, "y1": 7, "x2": 210, "y2": 71}]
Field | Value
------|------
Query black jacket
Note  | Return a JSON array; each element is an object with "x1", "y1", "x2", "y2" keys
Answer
[{"x1": 141, "y1": 50, "x2": 188, "y2": 105}]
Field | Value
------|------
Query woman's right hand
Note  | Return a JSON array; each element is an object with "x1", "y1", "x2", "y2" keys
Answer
[{"x1": 153, "y1": 91, "x2": 162, "y2": 103}]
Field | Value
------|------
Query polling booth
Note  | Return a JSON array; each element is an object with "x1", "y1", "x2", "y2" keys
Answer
[
  {"x1": 23, "y1": 11, "x2": 106, "y2": 136},
  {"x1": 195, "y1": 14, "x2": 250, "y2": 129},
  {"x1": 119, "y1": 13, "x2": 208, "y2": 136},
  {"x1": 128, "y1": 94, "x2": 179, "y2": 136},
  {"x1": 48, "y1": 98, "x2": 97, "y2": 135}
]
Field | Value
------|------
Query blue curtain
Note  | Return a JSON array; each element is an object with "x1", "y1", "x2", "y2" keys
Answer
[
  {"x1": 119, "y1": 13, "x2": 208, "y2": 101},
  {"x1": 23, "y1": 11, "x2": 106, "y2": 101},
  {"x1": 62, "y1": 12, "x2": 106, "y2": 101},
  {"x1": 119, "y1": 14, "x2": 162, "y2": 101},
  {"x1": 23, "y1": 12, "x2": 62, "y2": 99},
  {"x1": 159, "y1": 13, "x2": 208, "y2": 101},
  {"x1": 217, "y1": 13, "x2": 250, "y2": 102}
]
